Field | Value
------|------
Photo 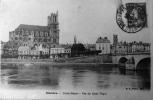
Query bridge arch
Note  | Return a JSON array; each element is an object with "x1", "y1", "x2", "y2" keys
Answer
[
  {"x1": 118, "y1": 57, "x2": 128, "y2": 64},
  {"x1": 136, "y1": 57, "x2": 151, "y2": 70}
]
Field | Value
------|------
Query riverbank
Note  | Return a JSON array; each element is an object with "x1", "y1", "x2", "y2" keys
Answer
[
  {"x1": 1, "y1": 55, "x2": 112, "y2": 63},
  {"x1": 1, "y1": 62, "x2": 118, "y2": 67},
  {"x1": 0, "y1": 58, "x2": 117, "y2": 67},
  {"x1": 1, "y1": 60, "x2": 117, "y2": 66}
]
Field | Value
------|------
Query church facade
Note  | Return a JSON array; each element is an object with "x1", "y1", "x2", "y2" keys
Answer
[{"x1": 9, "y1": 12, "x2": 59, "y2": 48}]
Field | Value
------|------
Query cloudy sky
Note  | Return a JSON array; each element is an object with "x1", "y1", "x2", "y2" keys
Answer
[{"x1": 0, "y1": 0, "x2": 151, "y2": 44}]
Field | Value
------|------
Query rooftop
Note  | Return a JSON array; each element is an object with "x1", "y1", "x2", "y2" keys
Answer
[
  {"x1": 3, "y1": 42, "x2": 19, "y2": 49},
  {"x1": 96, "y1": 37, "x2": 110, "y2": 43},
  {"x1": 55, "y1": 44, "x2": 71, "y2": 49},
  {"x1": 15, "y1": 24, "x2": 49, "y2": 31},
  {"x1": 18, "y1": 46, "x2": 30, "y2": 51}
]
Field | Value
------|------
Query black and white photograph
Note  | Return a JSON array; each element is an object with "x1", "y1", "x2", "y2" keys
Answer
[{"x1": 0, "y1": 0, "x2": 152, "y2": 99}]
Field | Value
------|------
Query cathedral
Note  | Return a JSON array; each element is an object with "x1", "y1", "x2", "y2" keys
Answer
[{"x1": 9, "y1": 11, "x2": 59, "y2": 48}]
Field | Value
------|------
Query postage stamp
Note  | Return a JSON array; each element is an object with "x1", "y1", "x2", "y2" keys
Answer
[{"x1": 116, "y1": 3, "x2": 147, "y2": 33}]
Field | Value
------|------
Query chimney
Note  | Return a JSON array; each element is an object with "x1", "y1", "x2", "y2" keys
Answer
[
  {"x1": 139, "y1": 41, "x2": 142, "y2": 44},
  {"x1": 104, "y1": 37, "x2": 107, "y2": 39}
]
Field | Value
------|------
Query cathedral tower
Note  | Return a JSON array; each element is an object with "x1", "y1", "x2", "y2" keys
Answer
[
  {"x1": 47, "y1": 11, "x2": 59, "y2": 47},
  {"x1": 113, "y1": 34, "x2": 118, "y2": 45}
]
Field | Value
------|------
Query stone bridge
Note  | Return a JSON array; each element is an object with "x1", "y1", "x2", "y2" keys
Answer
[{"x1": 112, "y1": 52, "x2": 151, "y2": 70}]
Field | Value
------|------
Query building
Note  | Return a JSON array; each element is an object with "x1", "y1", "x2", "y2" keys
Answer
[
  {"x1": 18, "y1": 43, "x2": 51, "y2": 59},
  {"x1": 30, "y1": 46, "x2": 40, "y2": 59},
  {"x1": 132, "y1": 42, "x2": 150, "y2": 53},
  {"x1": 50, "y1": 44, "x2": 71, "y2": 58},
  {"x1": 64, "y1": 48, "x2": 71, "y2": 58},
  {"x1": 2, "y1": 41, "x2": 19, "y2": 58},
  {"x1": 96, "y1": 37, "x2": 110, "y2": 54},
  {"x1": 114, "y1": 42, "x2": 132, "y2": 54},
  {"x1": 113, "y1": 34, "x2": 118, "y2": 45},
  {"x1": 143, "y1": 43, "x2": 150, "y2": 52},
  {"x1": 83, "y1": 44, "x2": 96, "y2": 51},
  {"x1": 39, "y1": 44, "x2": 50, "y2": 59},
  {"x1": 18, "y1": 44, "x2": 30, "y2": 59},
  {"x1": 111, "y1": 34, "x2": 132, "y2": 54},
  {"x1": 71, "y1": 43, "x2": 86, "y2": 57},
  {"x1": 9, "y1": 12, "x2": 59, "y2": 48},
  {"x1": 111, "y1": 41, "x2": 150, "y2": 54},
  {"x1": 50, "y1": 47, "x2": 65, "y2": 58},
  {"x1": 112, "y1": 34, "x2": 118, "y2": 54},
  {"x1": 0, "y1": 41, "x2": 6, "y2": 56}
]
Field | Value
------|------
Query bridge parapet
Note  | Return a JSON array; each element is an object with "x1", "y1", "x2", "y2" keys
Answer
[{"x1": 112, "y1": 52, "x2": 150, "y2": 56}]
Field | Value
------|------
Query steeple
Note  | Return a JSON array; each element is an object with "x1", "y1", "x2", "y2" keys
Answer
[
  {"x1": 113, "y1": 34, "x2": 118, "y2": 45},
  {"x1": 47, "y1": 12, "x2": 59, "y2": 26},
  {"x1": 74, "y1": 35, "x2": 77, "y2": 44}
]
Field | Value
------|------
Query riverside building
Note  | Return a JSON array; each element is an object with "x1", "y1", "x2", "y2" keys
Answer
[
  {"x1": 2, "y1": 41, "x2": 19, "y2": 58},
  {"x1": 113, "y1": 42, "x2": 132, "y2": 54},
  {"x1": 96, "y1": 37, "x2": 110, "y2": 54},
  {"x1": 50, "y1": 45, "x2": 71, "y2": 58},
  {"x1": 132, "y1": 42, "x2": 150, "y2": 53},
  {"x1": 0, "y1": 41, "x2": 6, "y2": 56}
]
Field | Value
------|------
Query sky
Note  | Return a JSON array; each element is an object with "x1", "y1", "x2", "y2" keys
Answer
[{"x1": 0, "y1": 0, "x2": 151, "y2": 44}]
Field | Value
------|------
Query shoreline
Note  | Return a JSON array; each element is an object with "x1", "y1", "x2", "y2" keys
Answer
[
  {"x1": 0, "y1": 57, "x2": 113, "y2": 64},
  {"x1": 1, "y1": 61, "x2": 117, "y2": 65},
  {"x1": 1, "y1": 60, "x2": 118, "y2": 66},
  {"x1": 0, "y1": 56, "x2": 116, "y2": 66}
]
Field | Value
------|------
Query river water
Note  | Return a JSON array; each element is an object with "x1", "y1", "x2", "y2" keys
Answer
[{"x1": 0, "y1": 63, "x2": 150, "y2": 90}]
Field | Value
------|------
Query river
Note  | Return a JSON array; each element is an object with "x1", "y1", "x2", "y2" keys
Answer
[{"x1": 0, "y1": 63, "x2": 150, "y2": 90}]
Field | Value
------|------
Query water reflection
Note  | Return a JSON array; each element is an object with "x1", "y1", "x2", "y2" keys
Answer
[
  {"x1": 136, "y1": 71, "x2": 151, "y2": 89},
  {"x1": 0, "y1": 63, "x2": 150, "y2": 90},
  {"x1": 1, "y1": 64, "x2": 60, "y2": 89},
  {"x1": 72, "y1": 70, "x2": 84, "y2": 88}
]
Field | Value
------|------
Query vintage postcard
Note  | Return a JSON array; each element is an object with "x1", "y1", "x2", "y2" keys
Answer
[{"x1": 0, "y1": 0, "x2": 152, "y2": 100}]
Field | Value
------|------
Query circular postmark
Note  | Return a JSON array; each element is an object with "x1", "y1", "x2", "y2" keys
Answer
[{"x1": 116, "y1": 3, "x2": 146, "y2": 33}]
